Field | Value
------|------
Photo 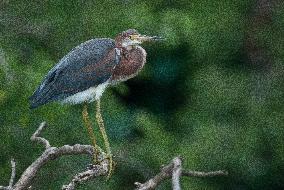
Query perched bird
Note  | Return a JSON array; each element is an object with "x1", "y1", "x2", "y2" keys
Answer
[{"x1": 29, "y1": 29, "x2": 163, "y2": 175}]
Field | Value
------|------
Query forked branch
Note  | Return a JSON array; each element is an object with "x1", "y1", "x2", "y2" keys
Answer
[
  {"x1": 135, "y1": 157, "x2": 228, "y2": 190},
  {"x1": 0, "y1": 122, "x2": 108, "y2": 190}
]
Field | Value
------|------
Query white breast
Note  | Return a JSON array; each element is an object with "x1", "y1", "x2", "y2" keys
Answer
[{"x1": 61, "y1": 81, "x2": 109, "y2": 104}]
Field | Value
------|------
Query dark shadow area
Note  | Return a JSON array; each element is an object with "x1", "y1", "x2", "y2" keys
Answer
[{"x1": 112, "y1": 44, "x2": 193, "y2": 114}]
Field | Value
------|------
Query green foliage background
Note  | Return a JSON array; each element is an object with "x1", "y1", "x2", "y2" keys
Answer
[{"x1": 1, "y1": 0, "x2": 284, "y2": 189}]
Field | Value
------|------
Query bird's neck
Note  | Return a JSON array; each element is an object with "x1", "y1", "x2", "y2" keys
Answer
[
  {"x1": 119, "y1": 45, "x2": 140, "y2": 58},
  {"x1": 125, "y1": 45, "x2": 136, "y2": 51},
  {"x1": 111, "y1": 46, "x2": 146, "y2": 83},
  {"x1": 118, "y1": 45, "x2": 137, "y2": 52}
]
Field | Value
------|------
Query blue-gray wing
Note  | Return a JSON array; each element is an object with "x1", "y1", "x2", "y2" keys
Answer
[{"x1": 30, "y1": 38, "x2": 118, "y2": 108}]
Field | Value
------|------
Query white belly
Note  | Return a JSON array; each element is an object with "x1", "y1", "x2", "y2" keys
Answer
[{"x1": 61, "y1": 81, "x2": 109, "y2": 104}]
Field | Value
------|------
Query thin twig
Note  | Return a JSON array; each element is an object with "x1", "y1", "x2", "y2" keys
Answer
[
  {"x1": 8, "y1": 159, "x2": 16, "y2": 188},
  {"x1": 182, "y1": 170, "x2": 228, "y2": 177},
  {"x1": 0, "y1": 158, "x2": 16, "y2": 190},
  {"x1": 30, "y1": 122, "x2": 50, "y2": 149}
]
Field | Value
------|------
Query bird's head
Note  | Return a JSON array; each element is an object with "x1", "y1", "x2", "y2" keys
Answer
[{"x1": 115, "y1": 29, "x2": 164, "y2": 48}]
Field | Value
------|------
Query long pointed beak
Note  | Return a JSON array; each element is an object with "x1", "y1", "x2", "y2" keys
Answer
[{"x1": 138, "y1": 35, "x2": 165, "y2": 42}]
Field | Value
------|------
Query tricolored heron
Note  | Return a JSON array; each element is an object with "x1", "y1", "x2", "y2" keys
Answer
[{"x1": 29, "y1": 29, "x2": 163, "y2": 175}]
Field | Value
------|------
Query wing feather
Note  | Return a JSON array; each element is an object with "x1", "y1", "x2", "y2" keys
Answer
[{"x1": 30, "y1": 38, "x2": 117, "y2": 108}]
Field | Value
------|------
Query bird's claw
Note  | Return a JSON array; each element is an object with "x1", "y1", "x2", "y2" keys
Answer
[{"x1": 105, "y1": 153, "x2": 115, "y2": 179}]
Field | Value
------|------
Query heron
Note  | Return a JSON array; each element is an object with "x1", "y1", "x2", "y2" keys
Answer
[{"x1": 29, "y1": 29, "x2": 163, "y2": 176}]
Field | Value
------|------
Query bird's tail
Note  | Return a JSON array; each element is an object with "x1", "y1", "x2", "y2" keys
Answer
[{"x1": 29, "y1": 85, "x2": 56, "y2": 109}]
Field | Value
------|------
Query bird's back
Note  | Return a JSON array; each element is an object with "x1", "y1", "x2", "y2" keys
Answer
[{"x1": 30, "y1": 38, "x2": 117, "y2": 108}]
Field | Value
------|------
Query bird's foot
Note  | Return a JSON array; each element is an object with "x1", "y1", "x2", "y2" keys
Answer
[
  {"x1": 92, "y1": 153, "x2": 100, "y2": 165},
  {"x1": 105, "y1": 153, "x2": 115, "y2": 179},
  {"x1": 90, "y1": 151, "x2": 115, "y2": 179}
]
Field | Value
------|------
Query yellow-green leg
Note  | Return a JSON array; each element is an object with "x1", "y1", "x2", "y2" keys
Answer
[
  {"x1": 95, "y1": 99, "x2": 113, "y2": 178},
  {"x1": 82, "y1": 103, "x2": 98, "y2": 164}
]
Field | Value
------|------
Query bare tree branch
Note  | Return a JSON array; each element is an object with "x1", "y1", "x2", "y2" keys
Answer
[
  {"x1": 62, "y1": 159, "x2": 109, "y2": 190},
  {"x1": 0, "y1": 158, "x2": 16, "y2": 190},
  {"x1": 135, "y1": 157, "x2": 228, "y2": 190},
  {"x1": 30, "y1": 122, "x2": 50, "y2": 149},
  {"x1": 0, "y1": 122, "x2": 228, "y2": 190},
  {"x1": 182, "y1": 170, "x2": 228, "y2": 177},
  {"x1": 172, "y1": 157, "x2": 182, "y2": 190},
  {"x1": 0, "y1": 122, "x2": 108, "y2": 190},
  {"x1": 8, "y1": 159, "x2": 16, "y2": 188},
  {"x1": 134, "y1": 159, "x2": 174, "y2": 190}
]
